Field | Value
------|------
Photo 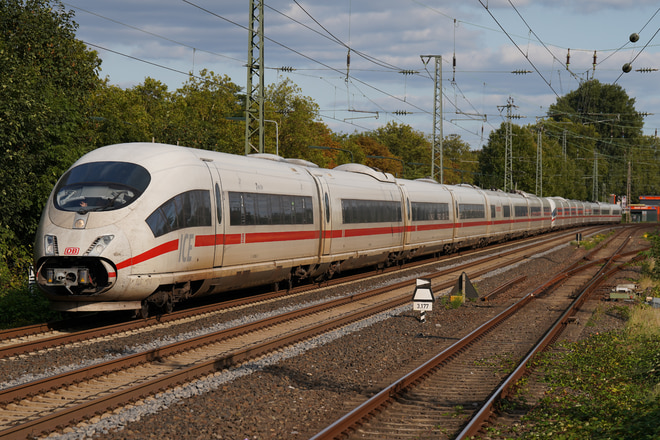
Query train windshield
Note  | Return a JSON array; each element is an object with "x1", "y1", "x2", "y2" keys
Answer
[{"x1": 54, "y1": 161, "x2": 151, "y2": 213}]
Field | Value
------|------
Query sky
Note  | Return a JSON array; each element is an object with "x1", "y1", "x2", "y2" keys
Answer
[{"x1": 65, "y1": 0, "x2": 660, "y2": 151}]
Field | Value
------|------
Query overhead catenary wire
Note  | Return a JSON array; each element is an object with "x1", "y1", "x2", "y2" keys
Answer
[{"x1": 478, "y1": 0, "x2": 559, "y2": 97}]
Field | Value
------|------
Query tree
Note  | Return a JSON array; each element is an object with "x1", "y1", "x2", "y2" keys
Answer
[
  {"x1": 548, "y1": 79, "x2": 644, "y2": 197},
  {"x1": 345, "y1": 135, "x2": 402, "y2": 176},
  {"x1": 168, "y1": 70, "x2": 244, "y2": 153},
  {"x1": 368, "y1": 122, "x2": 431, "y2": 179},
  {"x1": 478, "y1": 123, "x2": 537, "y2": 192},
  {"x1": 442, "y1": 134, "x2": 477, "y2": 185},
  {"x1": 88, "y1": 81, "x2": 156, "y2": 146},
  {"x1": 0, "y1": 0, "x2": 101, "y2": 257},
  {"x1": 265, "y1": 79, "x2": 323, "y2": 161}
]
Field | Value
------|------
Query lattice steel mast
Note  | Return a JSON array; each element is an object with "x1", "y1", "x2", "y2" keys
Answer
[
  {"x1": 421, "y1": 55, "x2": 443, "y2": 183},
  {"x1": 245, "y1": 0, "x2": 265, "y2": 154}
]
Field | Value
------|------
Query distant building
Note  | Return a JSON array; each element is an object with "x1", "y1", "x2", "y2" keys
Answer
[{"x1": 631, "y1": 196, "x2": 660, "y2": 222}]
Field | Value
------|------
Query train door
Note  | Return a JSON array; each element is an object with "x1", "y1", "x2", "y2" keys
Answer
[
  {"x1": 397, "y1": 184, "x2": 412, "y2": 247},
  {"x1": 207, "y1": 162, "x2": 225, "y2": 267},
  {"x1": 312, "y1": 175, "x2": 333, "y2": 256}
]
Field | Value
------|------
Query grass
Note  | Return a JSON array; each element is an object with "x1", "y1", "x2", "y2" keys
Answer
[{"x1": 491, "y1": 304, "x2": 660, "y2": 439}]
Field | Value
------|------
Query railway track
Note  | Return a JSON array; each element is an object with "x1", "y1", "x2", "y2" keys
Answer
[
  {"x1": 309, "y1": 228, "x2": 642, "y2": 440},
  {"x1": 0, "y1": 226, "x2": 620, "y2": 439},
  {"x1": 0, "y1": 226, "x2": 606, "y2": 361}
]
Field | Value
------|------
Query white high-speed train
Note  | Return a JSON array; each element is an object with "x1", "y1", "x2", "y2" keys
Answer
[{"x1": 34, "y1": 142, "x2": 621, "y2": 316}]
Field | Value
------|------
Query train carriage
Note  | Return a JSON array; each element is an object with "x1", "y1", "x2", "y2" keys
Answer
[
  {"x1": 309, "y1": 163, "x2": 405, "y2": 273},
  {"x1": 34, "y1": 142, "x2": 622, "y2": 315},
  {"x1": 481, "y1": 188, "x2": 514, "y2": 243},
  {"x1": 447, "y1": 184, "x2": 489, "y2": 249},
  {"x1": 398, "y1": 178, "x2": 456, "y2": 256}
]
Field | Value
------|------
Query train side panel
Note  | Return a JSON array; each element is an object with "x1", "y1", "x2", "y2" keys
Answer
[
  {"x1": 399, "y1": 179, "x2": 456, "y2": 256},
  {"x1": 311, "y1": 164, "x2": 405, "y2": 271}
]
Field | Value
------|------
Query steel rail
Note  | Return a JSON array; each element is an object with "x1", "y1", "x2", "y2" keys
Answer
[
  {"x1": 0, "y1": 226, "x2": 599, "y2": 359},
  {"x1": 309, "y1": 230, "x2": 642, "y2": 440},
  {"x1": 0, "y1": 228, "x2": 611, "y2": 439},
  {"x1": 455, "y1": 235, "x2": 639, "y2": 439}
]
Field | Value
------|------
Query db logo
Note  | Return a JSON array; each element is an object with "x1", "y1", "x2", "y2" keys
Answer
[{"x1": 64, "y1": 247, "x2": 80, "y2": 255}]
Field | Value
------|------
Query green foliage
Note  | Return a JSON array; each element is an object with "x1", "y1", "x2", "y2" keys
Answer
[
  {"x1": 642, "y1": 231, "x2": 660, "y2": 281},
  {"x1": 0, "y1": 286, "x2": 60, "y2": 329},
  {"x1": 367, "y1": 122, "x2": 432, "y2": 179},
  {"x1": 0, "y1": 0, "x2": 103, "y2": 299},
  {"x1": 511, "y1": 307, "x2": 660, "y2": 439}
]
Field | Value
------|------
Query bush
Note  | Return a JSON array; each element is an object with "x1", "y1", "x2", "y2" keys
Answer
[{"x1": 0, "y1": 286, "x2": 60, "y2": 329}]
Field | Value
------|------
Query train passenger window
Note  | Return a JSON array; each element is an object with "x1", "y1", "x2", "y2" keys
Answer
[
  {"x1": 411, "y1": 202, "x2": 449, "y2": 221},
  {"x1": 341, "y1": 199, "x2": 402, "y2": 224},
  {"x1": 514, "y1": 205, "x2": 528, "y2": 217},
  {"x1": 530, "y1": 206, "x2": 541, "y2": 217},
  {"x1": 544, "y1": 207, "x2": 551, "y2": 216},
  {"x1": 228, "y1": 191, "x2": 314, "y2": 226},
  {"x1": 325, "y1": 193, "x2": 330, "y2": 223},
  {"x1": 145, "y1": 190, "x2": 212, "y2": 238},
  {"x1": 458, "y1": 203, "x2": 485, "y2": 220},
  {"x1": 503, "y1": 205, "x2": 511, "y2": 218},
  {"x1": 55, "y1": 161, "x2": 151, "y2": 213},
  {"x1": 491, "y1": 205, "x2": 496, "y2": 218},
  {"x1": 215, "y1": 183, "x2": 222, "y2": 224}
]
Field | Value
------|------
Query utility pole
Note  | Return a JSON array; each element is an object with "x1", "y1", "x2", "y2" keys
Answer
[
  {"x1": 627, "y1": 160, "x2": 631, "y2": 220},
  {"x1": 498, "y1": 97, "x2": 518, "y2": 192},
  {"x1": 245, "y1": 0, "x2": 265, "y2": 155},
  {"x1": 421, "y1": 55, "x2": 443, "y2": 183},
  {"x1": 592, "y1": 150, "x2": 598, "y2": 201},
  {"x1": 536, "y1": 122, "x2": 543, "y2": 196}
]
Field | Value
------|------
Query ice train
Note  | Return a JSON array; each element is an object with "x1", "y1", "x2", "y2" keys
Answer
[{"x1": 34, "y1": 142, "x2": 621, "y2": 315}]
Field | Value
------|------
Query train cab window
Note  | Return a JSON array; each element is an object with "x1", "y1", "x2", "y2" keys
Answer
[
  {"x1": 215, "y1": 183, "x2": 222, "y2": 224},
  {"x1": 228, "y1": 192, "x2": 313, "y2": 226},
  {"x1": 146, "y1": 190, "x2": 211, "y2": 238},
  {"x1": 411, "y1": 202, "x2": 449, "y2": 221},
  {"x1": 55, "y1": 161, "x2": 151, "y2": 213}
]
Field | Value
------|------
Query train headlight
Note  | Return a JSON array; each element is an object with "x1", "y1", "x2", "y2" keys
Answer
[
  {"x1": 87, "y1": 234, "x2": 115, "y2": 256},
  {"x1": 44, "y1": 235, "x2": 58, "y2": 256}
]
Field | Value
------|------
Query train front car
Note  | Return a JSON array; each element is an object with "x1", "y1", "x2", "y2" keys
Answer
[{"x1": 34, "y1": 143, "x2": 215, "y2": 315}]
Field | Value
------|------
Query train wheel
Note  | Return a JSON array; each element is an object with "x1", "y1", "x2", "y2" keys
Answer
[
  {"x1": 164, "y1": 294, "x2": 174, "y2": 314},
  {"x1": 138, "y1": 301, "x2": 149, "y2": 319}
]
